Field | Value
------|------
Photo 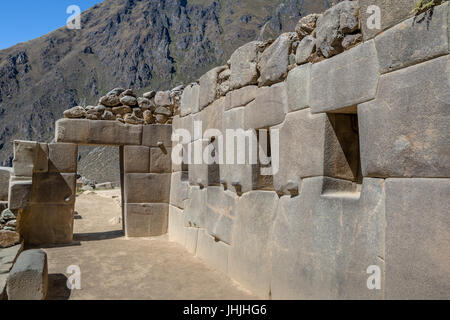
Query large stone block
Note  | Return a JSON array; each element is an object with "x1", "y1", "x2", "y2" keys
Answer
[
  {"x1": 7, "y1": 249, "x2": 48, "y2": 300},
  {"x1": 196, "y1": 229, "x2": 229, "y2": 274},
  {"x1": 142, "y1": 124, "x2": 172, "y2": 148},
  {"x1": 55, "y1": 119, "x2": 142, "y2": 146},
  {"x1": 123, "y1": 145, "x2": 150, "y2": 173},
  {"x1": 221, "y1": 108, "x2": 259, "y2": 194},
  {"x1": 12, "y1": 141, "x2": 37, "y2": 177},
  {"x1": 311, "y1": 40, "x2": 380, "y2": 114},
  {"x1": 244, "y1": 82, "x2": 287, "y2": 129},
  {"x1": 150, "y1": 147, "x2": 172, "y2": 173},
  {"x1": 125, "y1": 203, "x2": 168, "y2": 237},
  {"x1": 375, "y1": 2, "x2": 449, "y2": 74},
  {"x1": 180, "y1": 83, "x2": 200, "y2": 116},
  {"x1": 192, "y1": 97, "x2": 225, "y2": 139},
  {"x1": 170, "y1": 172, "x2": 189, "y2": 209},
  {"x1": 18, "y1": 204, "x2": 74, "y2": 245},
  {"x1": 359, "y1": 56, "x2": 450, "y2": 178},
  {"x1": 385, "y1": 178, "x2": 450, "y2": 299},
  {"x1": 30, "y1": 173, "x2": 76, "y2": 205},
  {"x1": 359, "y1": 0, "x2": 418, "y2": 40},
  {"x1": 229, "y1": 41, "x2": 262, "y2": 90},
  {"x1": 188, "y1": 139, "x2": 220, "y2": 187},
  {"x1": 199, "y1": 66, "x2": 226, "y2": 110},
  {"x1": 287, "y1": 63, "x2": 311, "y2": 112},
  {"x1": 168, "y1": 205, "x2": 185, "y2": 246},
  {"x1": 224, "y1": 85, "x2": 258, "y2": 111},
  {"x1": 8, "y1": 178, "x2": 32, "y2": 210},
  {"x1": 272, "y1": 177, "x2": 385, "y2": 300},
  {"x1": 0, "y1": 167, "x2": 12, "y2": 201},
  {"x1": 205, "y1": 187, "x2": 237, "y2": 245},
  {"x1": 124, "y1": 173, "x2": 171, "y2": 203},
  {"x1": 258, "y1": 33, "x2": 297, "y2": 86},
  {"x1": 48, "y1": 143, "x2": 78, "y2": 173},
  {"x1": 183, "y1": 186, "x2": 207, "y2": 228},
  {"x1": 33, "y1": 143, "x2": 49, "y2": 174},
  {"x1": 273, "y1": 109, "x2": 360, "y2": 195},
  {"x1": 229, "y1": 191, "x2": 279, "y2": 299}
]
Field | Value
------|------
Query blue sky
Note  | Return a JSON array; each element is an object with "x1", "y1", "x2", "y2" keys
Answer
[{"x1": 0, "y1": 0, "x2": 103, "y2": 50}]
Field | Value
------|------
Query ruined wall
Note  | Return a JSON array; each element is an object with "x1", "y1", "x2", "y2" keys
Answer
[{"x1": 168, "y1": 0, "x2": 450, "y2": 299}]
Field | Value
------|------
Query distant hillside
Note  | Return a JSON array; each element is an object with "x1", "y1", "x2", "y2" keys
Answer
[{"x1": 0, "y1": 0, "x2": 342, "y2": 180}]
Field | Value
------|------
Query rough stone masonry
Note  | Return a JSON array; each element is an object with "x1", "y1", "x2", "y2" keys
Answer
[{"x1": 2, "y1": 0, "x2": 449, "y2": 300}]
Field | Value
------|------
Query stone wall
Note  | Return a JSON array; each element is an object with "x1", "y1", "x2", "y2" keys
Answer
[{"x1": 168, "y1": 0, "x2": 450, "y2": 299}]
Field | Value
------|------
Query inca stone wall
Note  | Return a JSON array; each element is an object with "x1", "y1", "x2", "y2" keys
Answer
[
  {"x1": 2, "y1": 0, "x2": 448, "y2": 300},
  {"x1": 168, "y1": 0, "x2": 450, "y2": 300}
]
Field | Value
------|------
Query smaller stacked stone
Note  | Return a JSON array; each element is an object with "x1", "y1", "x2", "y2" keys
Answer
[
  {"x1": 63, "y1": 85, "x2": 185, "y2": 125},
  {"x1": 0, "y1": 209, "x2": 16, "y2": 232}
]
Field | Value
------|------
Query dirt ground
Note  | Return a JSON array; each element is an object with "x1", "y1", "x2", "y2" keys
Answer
[{"x1": 43, "y1": 189, "x2": 256, "y2": 300}]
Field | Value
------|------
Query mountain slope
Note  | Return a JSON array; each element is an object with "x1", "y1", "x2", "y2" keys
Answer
[{"x1": 0, "y1": 0, "x2": 341, "y2": 168}]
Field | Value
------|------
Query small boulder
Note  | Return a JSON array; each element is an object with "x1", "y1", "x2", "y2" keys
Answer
[
  {"x1": 143, "y1": 110, "x2": 154, "y2": 124},
  {"x1": 0, "y1": 230, "x2": 20, "y2": 248},
  {"x1": 120, "y1": 95, "x2": 138, "y2": 107},
  {"x1": 124, "y1": 114, "x2": 144, "y2": 125},
  {"x1": 137, "y1": 97, "x2": 155, "y2": 111},
  {"x1": 155, "y1": 114, "x2": 169, "y2": 124},
  {"x1": 63, "y1": 106, "x2": 85, "y2": 119},
  {"x1": 295, "y1": 13, "x2": 321, "y2": 40},
  {"x1": 121, "y1": 89, "x2": 137, "y2": 98},
  {"x1": 154, "y1": 91, "x2": 172, "y2": 107},
  {"x1": 1, "y1": 209, "x2": 15, "y2": 223},
  {"x1": 112, "y1": 105, "x2": 132, "y2": 115},
  {"x1": 99, "y1": 95, "x2": 121, "y2": 107},
  {"x1": 107, "y1": 88, "x2": 126, "y2": 97},
  {"x1": 101, "y1": 110, "x2": 116, "y2": 121},
  {"x1": 154, "y1": 106, "x2": 172, "y2": 117},
  {"x1": 143, "y1": 91, "x2": 156, "y2": 99},
  {"x1": 296, "y1": 35, "x2": 316, "y2": 65},
  {"x1": 342, "y1": 33, "x2": 362, "y2": 50}
]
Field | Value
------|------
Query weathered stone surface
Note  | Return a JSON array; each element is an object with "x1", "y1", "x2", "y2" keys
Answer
[
  {"x1": 125, "y1": 203, "x2": 168, "y2": 237},
  {"x1": 385, "y1": 178, "x2": 450, "y2": 299},
  {"x1": 0, "y1": 243, "x2": 22, "y2": 272},
  {"x1": 258, "y1": 33, "x2": 297, "y2": 86},
  {"x1": 229, "y1": 41, "x2": 262, "y2": 90},
  {"x1": 359, "y1": 56, "x2": 450, "y2": 178},
  {"x1": 173, "y1": 115, "x2": 193, "y2": 143},
  {"x1": 170, "y1": 172, "x2": 189, "y2": 209},
  {"x1": 12, "y1": 141, "x2": 37, "y2": 177},
  {"x1": 359, "y1": 0, "x2": 419, "y2": 40},
  {"x1": 375, "y1": 2, "x2": 449, "y2": 74},
  {"x1": 287, "y1": 63, "x2": 311, "y2": 112},
  {"x1": 196, "y1": 229, "x2": 229, "y2": 274},
  {"x1": 225, "y1": 86, "x2": 258, "y2": 112},
  {"x1": 183, "y1": 186, "x2": 207, "y2": 228},
  {"x1": 272, "y1": 177, "x2": 385, "y2": 300},
  {"x1": 315, "y1": 0, "x2": 360, "y2": 58},
  {"x1": 48, "y1": 143, "x2": 78, "y2": 173},
  {"x1": 112, "y1": 105, "x2": 132, "y2": 115},
  {"x1": 295, "y1": 35, "x2": 316, "y2": 65},
  {"x1": 64, "y1": 106, "x2": 86, "y2": 119},
  {"x1": 311, "y1": 40, "x2": 379, "y2": 114},
  {"x1": 8, "y1": 179, "x2": 32, "y2": 210},
  {"x1": 229, "y1": 191, "x2": 279, "y2": 299},
  {"x1": 123, "y1": 146, "x2": 150, "y2": 173},
  {"x1": 221, "y1": 107, "x2": 258, "y2": 194},
  {"x1": 168, "y1": 205, "x2": 185, "y2": 246},
  {"x1": 180, "y1": 83, "x2": 200, "y2": 116},
  {"x1": 244, "y1": 82, "x2": 287, "y2": 129},
  {"x1": 0, "y1": 167, "x2": 12, "y2": 201},
  {"x1": 199, "y1": 66, "x2": 226, "y2": 110},
  {"x1": 124, "y1": 173, "x2": 171, "y2": 203},
  {"x1": 7, "y1": 249, "x2": 48, "y2": 300},
  {"x1": 143, "y1": 91, "x2": 156, "y2": 99},
  {"x1": 0, "y1": 230, "x2": 20, "y2": 248},
  {"x1": 150, "y1": 147, "x2": 172, "y2": 173},
  {"x1": 188, "y1": 141, "x2": 220, "y2": 188},
  {"x1": 31, "y1": 173, "x2": 76, "y2": 205},
  {"x1": 342, "y1": 33, "x2": 362, "y2": 50},
  {"x1": 205, "y1": 187, "x2": 237, "y2": 245},
  {"x1": 138, "y1": 97, "x2": 155, "y2": 111},
  {"x1": 124, "y1": 114, "x2": 144, "y2": 125},
  {"x1": 33, "y1": 143, "x2": 49, "y2": 174},
  {"x1": 18, "y1": 204, "x2": 74, "y2": 245},
  {"x1": 184, "y1": 227, "x2": 199, "y2": 254},
  {"x1": 142, "y1": 124, "x2": 172, "y2": 148},
  {"x1": 274, "y1": 109, "x2": 361, "y2": 195},
  {"x1": 143, "y1": 110, "x2": 154, "y2": 124},
  {"x1": 154, "y1": 91, "x2": 172, "y2": 108},
  {"x1": 295, "y1": 13, "x2": 320, "y2": 40},
  {"x1": 55, "y1": 119, "x2": 142, "y2": 146}
]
